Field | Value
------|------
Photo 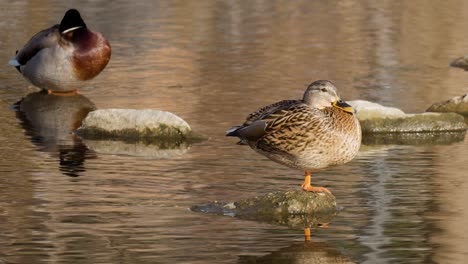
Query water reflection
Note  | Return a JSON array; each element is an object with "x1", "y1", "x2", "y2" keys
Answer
[
  {"x1": 238, "y1": 240, "x2": 353, "y2": 264},
  {"x1": 82, "y1": 138, "x2": 191, "y2": 158},
  {"x1": 14, "y1": 91, "x2": 97, "y2": 177}
]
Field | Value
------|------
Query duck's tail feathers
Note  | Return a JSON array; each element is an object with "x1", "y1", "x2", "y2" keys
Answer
[
  {"x1": 9, "y1": 59, "x2": 21, "y2": 73},
  {"x1": 9, "y1": 59, "x2": 20, "y2": 67},
  {"x1": 226, "y1": 126, "x2": 243, "y2": 137}
]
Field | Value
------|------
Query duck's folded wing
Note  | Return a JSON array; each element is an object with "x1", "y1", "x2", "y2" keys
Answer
[
  {"x1": 243, "y1": 99, "x2": 300, "y2": 126},
  {"x1": 12, "y1": 25, "x2": 60, "y2": 66},
  {"x1": 256, "y1": 105, "x2": 327, "y2": 154}
]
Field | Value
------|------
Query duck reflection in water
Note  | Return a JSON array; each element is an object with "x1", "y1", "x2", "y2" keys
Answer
[
  {"x1": 14, "y1": 90, "x2": 97, "y2": 177},
  {"x1": 238, "y1": 238, "x2": 354, "y2": 264}
]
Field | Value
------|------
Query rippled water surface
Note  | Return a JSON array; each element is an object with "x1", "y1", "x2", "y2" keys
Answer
[{"x1": 1, "y1": 1, "x2": 468, "y2": 263}]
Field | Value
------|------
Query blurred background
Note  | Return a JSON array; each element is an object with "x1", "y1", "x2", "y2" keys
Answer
[{"x1": 0, "y1": 1, "x2": 467, "y2": 263}]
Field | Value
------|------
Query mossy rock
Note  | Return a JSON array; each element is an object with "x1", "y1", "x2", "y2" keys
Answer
[
  {"x1": 360, "y1": 112, "x2": 466, "y2": 133},
  {"x1": 76, "y1": 109, "x2": 194, "y2": 141},
  {"x1": 234, "y1": 190, "x2": 336, "y2": 216},
  {"x1": 192, "y1": 190, "x2": 337, "y2": 229},
  {"x1": 349, "y1": 100, "x2": 467, "y2": 133},
  {"x1": 362, "y1": 131, "x2": 466, "y2": 145}
]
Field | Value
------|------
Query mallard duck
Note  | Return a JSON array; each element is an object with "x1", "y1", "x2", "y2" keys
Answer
[
  {"x1": 226, "y1": 80, "x2": 361, "y2": 193},
  {"x1": 9, "y1": 9, "x2": 111, "y2": 95}
]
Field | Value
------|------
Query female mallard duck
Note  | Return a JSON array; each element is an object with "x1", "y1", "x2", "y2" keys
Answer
[
  {"x1": 226, "y1": 80, "x2": 361, "y2": 193},
  {"x1": 9, "y1": 9, "x2": 111, "y2": 95}
]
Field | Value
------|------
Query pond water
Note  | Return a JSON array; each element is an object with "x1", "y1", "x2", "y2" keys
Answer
[{"x1": 1, "y1": 1, "x2": 468, "y2": 263}]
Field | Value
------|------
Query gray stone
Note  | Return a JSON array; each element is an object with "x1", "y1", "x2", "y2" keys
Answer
[
  {"x1": 348, "y1": 100, "x2": 467, "y2": 133},
  {"x1": 349, "y1": 100, "x2": 406, "y2": 120},
  {"x1": 77, "y1": 109, "x2": 192, "y2": 141},
  {"x1": 192, "y1": 190, "x2": 337, "y2": 229},
  {"x1": 426, "y1": 94, "x2": 468, "y2": 118},
  {"x1": 362, "y1": 131, "x2": 466, "y2": 145},
  {"x1": 358, "y1": 112, "x2": 466, "y2": 133}
]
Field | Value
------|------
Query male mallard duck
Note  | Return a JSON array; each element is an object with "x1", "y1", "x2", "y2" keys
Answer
[
  {"x1": 226, "y1": 80, "x2": 361, "y2": 193},
  {"x1": 9, "y1": 9, "x2": 111, "y2": 95}
]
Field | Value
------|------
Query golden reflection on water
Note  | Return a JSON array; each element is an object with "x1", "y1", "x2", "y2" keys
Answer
[{"x1": 0, "y1": 1, "x2": 468, "y2": 263}]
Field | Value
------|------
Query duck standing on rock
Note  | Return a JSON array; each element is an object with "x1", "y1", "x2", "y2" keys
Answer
[
  {"x1": 9, "y1": 9, "x2": 111, "y2": 95},
  {"x1": 226, "y1": 80, "x2": 361, "y2": 194}
]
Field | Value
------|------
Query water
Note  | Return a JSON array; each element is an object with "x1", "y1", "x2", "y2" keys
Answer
[{"x1": 1, "y1": 1, "x2": 468, "y2": 263}]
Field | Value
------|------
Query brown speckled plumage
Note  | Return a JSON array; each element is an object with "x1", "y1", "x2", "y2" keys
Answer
[{"x1": 226, "y1": 80, "x2": 361, "y2": 193}]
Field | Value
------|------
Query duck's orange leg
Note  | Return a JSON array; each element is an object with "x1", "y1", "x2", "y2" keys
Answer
[
  {"x1": 304, "y1": 227, "x2": 311, "y2": 241},
  {"x1": 47, "y1": 89, "x2": 79, "y2": 96},
  {"x1": 301, "y1": 171, "x2": 331, "y2": 194}
]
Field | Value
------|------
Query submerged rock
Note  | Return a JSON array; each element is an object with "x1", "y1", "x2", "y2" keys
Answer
[
  {"x1": 76, "y1": 109, "x2": 192, "y2": 141},
  {"x1": 192, "y1": 190, "x2": 337, "y2": 229},
  {"x1": 349, "y1": 100, "x2": 467, "y2": 133},
  {"x1": 426, "y1": 94, "x2": 468, "y2": 118}
]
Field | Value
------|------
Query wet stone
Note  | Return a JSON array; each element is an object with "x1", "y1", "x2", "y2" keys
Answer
[
  {"x1": 348, "y1": 100, "x2": 467, "y2": 134},
  {"x1": 192, "y1": 190, "x2": 337, "y2": 229},
  {"x1": 76, "y1": 109, "x2": 192, "y2": 141}
]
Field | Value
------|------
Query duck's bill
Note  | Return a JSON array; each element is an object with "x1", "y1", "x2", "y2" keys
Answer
[{"x1": 332, "y1": 100, "x2": 354, "y2": 113}]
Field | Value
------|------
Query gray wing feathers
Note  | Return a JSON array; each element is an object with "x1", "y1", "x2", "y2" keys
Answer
[{"x1": 15, "y1": 25, "x2": 60, "y2": 65}]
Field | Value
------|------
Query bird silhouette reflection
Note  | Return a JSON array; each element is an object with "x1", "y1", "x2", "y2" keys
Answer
[{"x1": 14, "y1": 90, "x2": 97, "y2": 177}]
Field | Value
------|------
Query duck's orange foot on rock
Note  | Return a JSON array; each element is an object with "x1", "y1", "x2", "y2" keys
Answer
[
  {"x1": 301, "y1": 171, "x2": 331, "y2": 194},
  {"x1": 301, "y1": 184, "x2": 331, "y2": 194}
]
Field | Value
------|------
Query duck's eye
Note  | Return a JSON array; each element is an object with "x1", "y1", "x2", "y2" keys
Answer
[{"x1": 320, "y1": 88, "x2": 327, "y2": 92}]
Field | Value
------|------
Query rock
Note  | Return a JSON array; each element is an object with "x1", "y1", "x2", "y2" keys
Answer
[
  {"x1": 359, "y1": 112, "x2": 466, "y2": 133},
  {"x1": 76, "y1": 109, "x2": 192, "y2": 141},
  {"x1": 450, "y1": 55, "x2": 468, "y2": 71},
  {"x1": 234, "y1": 190, "x2": 336, "y2": 216},
  {"x1": 349, "y1": 100, "x2": 406, "y2": 120},
  {"x1": 362, "y1": 131, "x2": 466, "y2": 145},
  {"x1": 192, "y1": 190, "x2": 337, "y2": 229},
  {"x1": 348, "y1": 100, "x2": 467, "y2": 133},
  {"x1": 426, "y1": 94, "x2": 468, "y2": 118}
]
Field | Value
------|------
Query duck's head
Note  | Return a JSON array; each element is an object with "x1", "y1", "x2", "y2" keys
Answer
[
  {"x1": 59, "y1": 9, "x2": 87, "y2": 37},
  {"x1": 303, "y1": 80, "x2": 354, "y2": 113}
]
